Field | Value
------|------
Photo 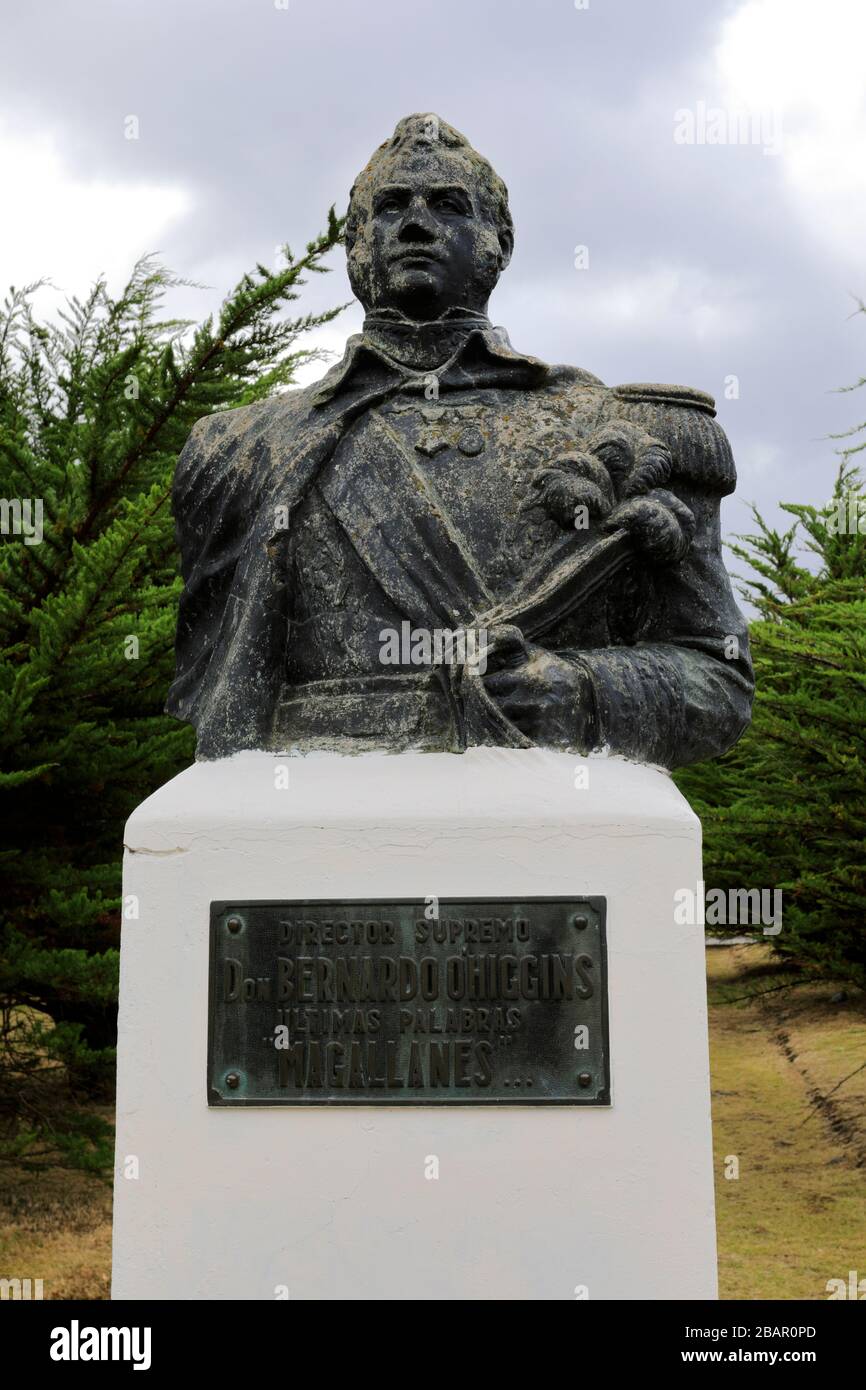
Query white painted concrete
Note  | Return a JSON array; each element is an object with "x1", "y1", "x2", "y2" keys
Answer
[{"x1": 112, "y1": 748, "x2": 716, "y2": 1300}]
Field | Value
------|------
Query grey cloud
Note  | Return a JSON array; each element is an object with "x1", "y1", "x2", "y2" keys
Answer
[{"x1": 2, "y1": 0, "x2": 862, "y2": 562}]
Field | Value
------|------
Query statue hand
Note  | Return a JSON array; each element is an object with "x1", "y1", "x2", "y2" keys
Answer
[
  {"x1": 525, "y1": 422, "x2": 677, "y2": 533},
  {"x1": 480, "y1": 627, "x2": 597, "y2": 746},
  {"x1": 601, "y1": 487, "x2": 695, "y2": 565},
  {"x1": 525, "y1": 452, "x2": 615, "y2": 528}
]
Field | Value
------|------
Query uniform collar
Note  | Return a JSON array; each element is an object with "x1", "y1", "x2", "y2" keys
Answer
[{"x1": 312, "y1": 306, "x2": 549, "y2": 404}]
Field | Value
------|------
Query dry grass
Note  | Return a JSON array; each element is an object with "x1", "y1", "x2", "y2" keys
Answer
[
  {"x1": 0, "y1": 947, "x2": 863, "y2": 1300},
  {"x1": 708, "y1": 944, "x2": 866, "y2": 1300},
  {"x1": 0, "y1": 1158, "x2": 111, "y2": 1299}
]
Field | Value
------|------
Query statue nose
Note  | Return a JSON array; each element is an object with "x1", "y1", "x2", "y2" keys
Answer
[{"x1": 397, "y1": 202, "x2": 438, "y2": 242}]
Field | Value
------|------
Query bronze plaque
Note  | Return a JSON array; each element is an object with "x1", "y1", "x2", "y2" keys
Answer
[{"x1": 207, "y1": 897, "x2": 609, "y2": 1105}]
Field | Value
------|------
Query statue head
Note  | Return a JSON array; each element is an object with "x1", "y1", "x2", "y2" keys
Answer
[{"x1": 345, "y1": 114, "x2": 514, "y2": 320}]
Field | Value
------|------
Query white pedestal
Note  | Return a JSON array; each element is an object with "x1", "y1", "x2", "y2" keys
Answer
[{"x1": 112, "y1": 748, "x2": 717, "y2": 1300}]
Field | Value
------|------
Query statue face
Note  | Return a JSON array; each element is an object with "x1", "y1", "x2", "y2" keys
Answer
[{"x1": 356, "y1": 147, "x2": 509, "y2": 319}]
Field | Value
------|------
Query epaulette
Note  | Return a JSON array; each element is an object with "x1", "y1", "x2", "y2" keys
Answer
[
  {"x1": 612, "y1": 382, "x2": 716, "y2": 417},
  {"x1": 606, "y1": 381, "x2": 734, "y2": 494}
]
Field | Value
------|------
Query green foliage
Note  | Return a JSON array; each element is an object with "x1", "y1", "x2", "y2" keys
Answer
[
  {"x1": 676, "y1": 463, "x2": 866, "y2": 986},
  {"x1": 0, "y1": 218, "x2": 347, "y2": 1166}
]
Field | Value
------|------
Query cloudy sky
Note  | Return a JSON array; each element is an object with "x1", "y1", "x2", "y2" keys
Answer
[{"x1": 2, "y1": 0, "x2": 865, "y2": 569}]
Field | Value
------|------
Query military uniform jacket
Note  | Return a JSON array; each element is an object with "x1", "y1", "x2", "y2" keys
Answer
[{"x1": 167, "y1": 317, "x2": 754, "y2": 766}]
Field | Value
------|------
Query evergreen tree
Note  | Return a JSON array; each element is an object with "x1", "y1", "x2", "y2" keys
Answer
[
  {"x1": 676, "y1": 462, "x2": 866, "y2": 986},
  {"x1": 0, "y1": 218, "x2": 346, "y2": 1166}
]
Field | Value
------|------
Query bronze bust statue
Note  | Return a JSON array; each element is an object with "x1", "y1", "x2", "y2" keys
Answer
[{"x1": 167, "y1": 114, "x2": 754, "y2": 767}]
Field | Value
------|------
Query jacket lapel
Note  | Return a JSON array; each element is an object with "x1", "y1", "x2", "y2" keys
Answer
[{"x1": 318, "y1": 410, "x2": 493, "y2": 630}]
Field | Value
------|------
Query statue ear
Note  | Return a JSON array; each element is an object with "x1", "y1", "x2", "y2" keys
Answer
[
  {"x1": 497, "y1": 227, "x2": 514, "y2": 271},
  {"x1": 346, "y1": 243, "x2": 372, "y2": 311}
]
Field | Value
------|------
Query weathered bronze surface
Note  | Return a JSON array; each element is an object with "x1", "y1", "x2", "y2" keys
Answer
[
  {"x1": 208, "y1": 897, "x2": 609, "y2": 1105},
  {"x1": 168, "y1": 113, "x2": 754, "y2": 769}
]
